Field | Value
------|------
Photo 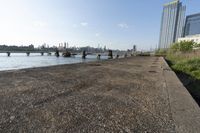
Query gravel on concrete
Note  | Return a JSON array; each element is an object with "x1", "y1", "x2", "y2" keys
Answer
[{"x1": 0, "y1": 56, "x2": 199, "y2": 133}]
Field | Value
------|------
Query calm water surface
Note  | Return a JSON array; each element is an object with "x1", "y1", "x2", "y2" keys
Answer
[{"x1": 0, "y1": 53, "x2": 108, "y2": 71}]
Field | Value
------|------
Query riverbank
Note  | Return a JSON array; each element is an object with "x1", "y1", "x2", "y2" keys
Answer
[
  {"x1": 156, "y1": 41, "x2": 200, "y2": 106},
  {"x1": 166, "y1": 53, "x2": 200, "y2": 106},
  {"x1": 0, "y1": 57, "x2": 199, "y2": 132}
]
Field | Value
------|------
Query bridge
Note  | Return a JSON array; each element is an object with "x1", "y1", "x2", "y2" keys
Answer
[
  {"x1": 0, "y1": 51, "x2": 78, "y2": 56},
  {"x1": 0, "y1": 51, "x2": 55, "y2": 56},
  {"x1": 0, "y1": 50, "x2": 107, "y2": 57}
]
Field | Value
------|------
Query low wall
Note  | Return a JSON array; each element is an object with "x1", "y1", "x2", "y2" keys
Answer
[{"x1": 162, "y1": 57, "x2": 200, "y2": 132}]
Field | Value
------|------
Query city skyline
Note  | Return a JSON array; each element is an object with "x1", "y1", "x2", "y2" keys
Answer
[{"x1": 0, "y1": 0, "x2": 200, "y2": 50}]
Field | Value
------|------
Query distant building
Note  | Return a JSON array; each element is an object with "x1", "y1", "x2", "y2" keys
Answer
[
  {"x1": 184, "y1": 13, "x2": 200, "y2": 37},
  {"x1": 178, "y1": 34, "x2": 200, "y2": 44},
  {"x1": 58, "y1": 43, "x2": 64, "y2": 50},
  {"x1": 158, "y1": 0, "x2": 186, "y2": 49},
  {"x1": 133, "y1": 45, "x2": 136, "y2": 52},
  {"x1": 64, "y1": 42, "x2": 67, "y2": 49}
]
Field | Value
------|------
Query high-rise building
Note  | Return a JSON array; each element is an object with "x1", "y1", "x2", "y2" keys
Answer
[
  {"x1": 184, "y1": 13, "x2": 200, "y2": 37},
  {"x1": 158, "y1": 0, "x2": 186, "y2": 49}
]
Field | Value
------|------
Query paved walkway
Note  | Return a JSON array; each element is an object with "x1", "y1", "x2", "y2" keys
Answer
[{"x1": 0, "y1": 57, "x2": 199, "y2": 132}]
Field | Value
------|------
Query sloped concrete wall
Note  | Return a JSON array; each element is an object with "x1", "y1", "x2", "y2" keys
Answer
[{"x1": 162, "y1": 57, "x2": 200, "y2": 133}]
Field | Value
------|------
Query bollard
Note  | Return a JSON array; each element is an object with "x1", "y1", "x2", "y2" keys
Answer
[
  {"x1": 108, "y1": 50, "x2": 113, "y2": 59},
  {"x1": 7, "y1": 52, "x2": 11, "y2": 57},
  {"x1": 82, "y1": 50, "x2": 86, "y2": 59},
  {"x1": 26, "y1": 52, "x2": 30, "y2": 56},
  {"x1": 48, "y1": 52, "x2": 52, "y2": 56}
]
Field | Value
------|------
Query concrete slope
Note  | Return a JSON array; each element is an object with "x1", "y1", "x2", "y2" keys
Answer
[{"x1": 162, "y1": 58, "x2": 200, "y2": 133}]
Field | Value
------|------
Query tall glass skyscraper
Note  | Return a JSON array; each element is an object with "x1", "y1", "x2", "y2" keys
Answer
[
  {"x1": 158, "y1": 0, "x2": 186, "y2": 49},
  {"x1": 184, "y1": 13, "x2": 200, "y2": 37}
]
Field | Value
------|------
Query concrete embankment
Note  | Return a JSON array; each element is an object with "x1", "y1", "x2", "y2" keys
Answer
[{"x1": 0, "y1": 57, "x2": 199, "y2": 132}]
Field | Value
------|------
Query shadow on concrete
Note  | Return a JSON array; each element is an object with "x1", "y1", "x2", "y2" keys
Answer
[{"x1": 166, "y1": 59, "x2": 200, "y2": 107}]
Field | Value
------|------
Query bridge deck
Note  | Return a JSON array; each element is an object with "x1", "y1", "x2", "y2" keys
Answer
[
  {"x1": 0, "y1": 57, "x2": 199, "y2": 132},
  {"x1": 0, "y1": 51, "x2": 53, "y2": 53}
]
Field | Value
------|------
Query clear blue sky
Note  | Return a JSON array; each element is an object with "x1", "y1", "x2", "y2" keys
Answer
[{"x1": 0, "y1": 0, "x2": 199, "y2": 50}]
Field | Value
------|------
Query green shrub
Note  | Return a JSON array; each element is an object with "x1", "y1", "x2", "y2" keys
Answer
[
  {"x1": 170, "y1": 42, "x2": 180, "y2": 52},
  {"x1": 170, "y1": 41, "x2": 194, "y2": 52},
  {"x1": 193, "y1": 43, "x2": 200, "y2": 48}
]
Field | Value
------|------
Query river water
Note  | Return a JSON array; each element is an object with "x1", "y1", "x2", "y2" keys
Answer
[{"x1": 0, "y1": 53, "x2": 108, "y2": 71}]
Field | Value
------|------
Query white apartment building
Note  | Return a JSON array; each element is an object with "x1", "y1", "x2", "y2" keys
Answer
[{"x1": 178, "y1": 34, "x2": 200, "y2": 44}]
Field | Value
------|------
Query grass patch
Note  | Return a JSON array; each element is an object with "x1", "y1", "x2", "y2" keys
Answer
[{"x1": 171, "y1": 58, "x2": 200, "y2": 80}]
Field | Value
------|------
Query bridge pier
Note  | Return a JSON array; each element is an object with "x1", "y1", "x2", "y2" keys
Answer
[
  {"x1": 97, "y1": 54, "x2": 101, "y2": 59},
  {"x1": 55, "y1": 50, "x2": 59, "y2": 57},
  {"x1": 82, "y1": 50, "x2": 86, "y2": 59},
  {"x1": 6, "y1": 52, "x2": 10, "y2": 57},
  {"x1": 48, "y1": 52, "x2": 51, "y2": 56},
  {"x1": 26, "y1": 52, "x2": 30, "y2": 56},
  {"x1": 41, "y1": 52, "x2": 44, "y2": 56},
  {"x1": 108, "y1": 50, "x2": 113, "y2": 59}
]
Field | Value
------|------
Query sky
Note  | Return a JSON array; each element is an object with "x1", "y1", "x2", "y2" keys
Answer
[{"x1": 0, "y1": 0, "x2": 199, "y2": 50}]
